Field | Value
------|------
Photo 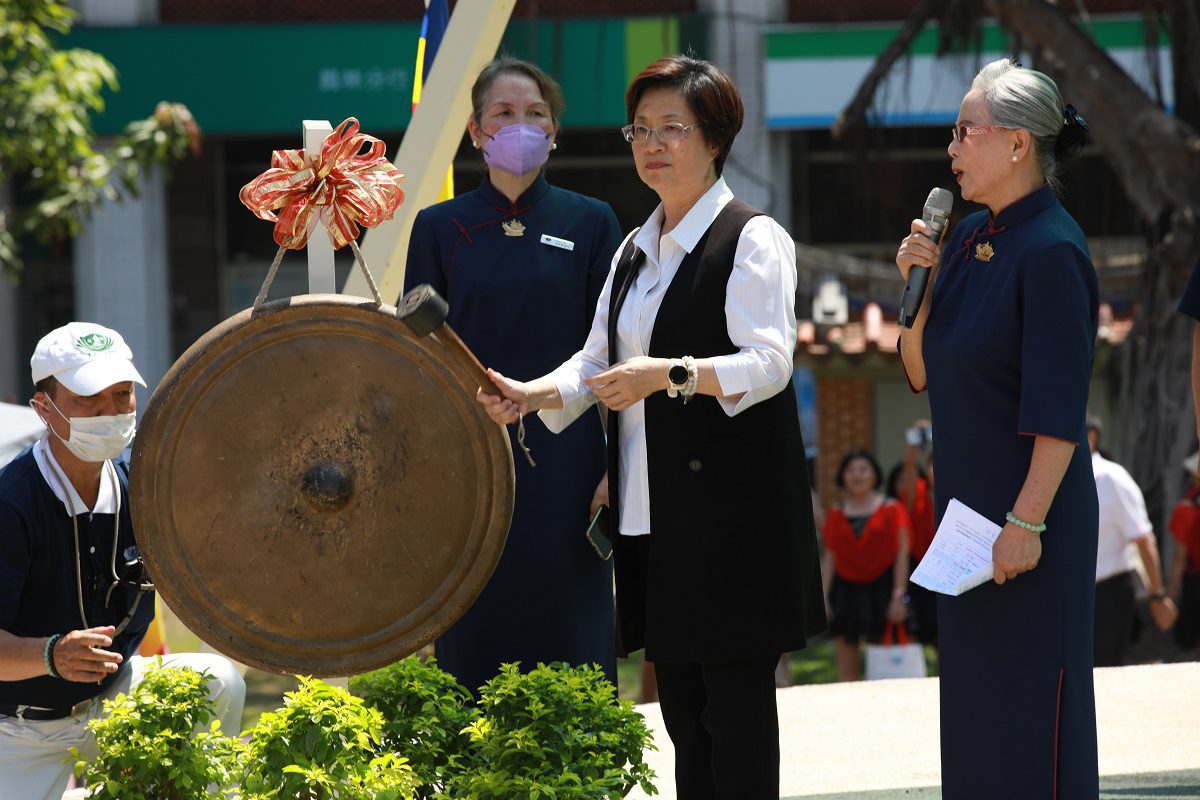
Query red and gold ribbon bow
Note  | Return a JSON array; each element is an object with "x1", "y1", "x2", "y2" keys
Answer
[{"x1": 239, "y1": 117, "x2": 405, "y2": 250}]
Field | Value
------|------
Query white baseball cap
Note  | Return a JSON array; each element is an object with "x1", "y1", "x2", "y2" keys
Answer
[{"x1": 30, "y1": 322, "x2": 146, "y2": 396}]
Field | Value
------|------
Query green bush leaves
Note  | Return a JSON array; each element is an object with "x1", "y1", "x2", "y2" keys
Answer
[
  {"x1": 353, "y1": 659, "x2": 657, "y2": 799},
  {"x1": 71, "y1": 660, "x2": 243, "y2": 800},
  {"x1": 74, "y1": 658, "x2": 657, "y2": 799}
]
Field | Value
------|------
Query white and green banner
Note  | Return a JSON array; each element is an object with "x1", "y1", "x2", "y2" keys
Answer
[{"x1": 765, "y1": 16, "x2": 1173, "y2": 129}]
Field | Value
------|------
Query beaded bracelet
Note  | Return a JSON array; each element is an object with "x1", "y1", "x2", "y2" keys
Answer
[
  {"x1": 1005, "y1": 511, "x2": 1046, "y2": 533},
  {"x1": 44, "y1": 633, "x2": 62, "y2": 679},
  {"x1": 681, "y1": 355, "x2": 698, "y2": 404}
]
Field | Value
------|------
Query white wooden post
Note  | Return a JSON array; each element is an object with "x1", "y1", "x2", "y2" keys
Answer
[
  {"x1": 344, "y1": 0, "x2": 516, "y2": 304},
  {"x1": 303, "y1": 120, "x2": 343, "y2": 687},
  {"x1": 303, "y1": 119, "x2": 336, "y2": 295}
]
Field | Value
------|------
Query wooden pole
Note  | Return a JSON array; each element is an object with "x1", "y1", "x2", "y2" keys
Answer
[{"x1": 343, "y1": 0, "x2": 516, "y2": 304}]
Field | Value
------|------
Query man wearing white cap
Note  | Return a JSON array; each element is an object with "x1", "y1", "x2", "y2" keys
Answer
[{"x1": 0, "y1": 322, "x2": 245, "y2": 800}]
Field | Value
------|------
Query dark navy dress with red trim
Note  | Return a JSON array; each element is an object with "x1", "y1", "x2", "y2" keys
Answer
[
  {"x1": 918, "y1": 185, "x2": 1099, "y2": 799},
  {"x1": 405, "y1": 174, "x2": 622, "y2": 694},
  {"x1": 1178, "y1": 257, "x2": 1200, "y2": 321}
]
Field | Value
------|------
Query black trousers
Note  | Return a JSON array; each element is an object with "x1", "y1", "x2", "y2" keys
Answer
[
  {"x1": 1094, "y1": 570, "x2": 1136, "y2": 667},
  {"x1": 654, "y1": 652, "x2": 781, "y2": 800}
]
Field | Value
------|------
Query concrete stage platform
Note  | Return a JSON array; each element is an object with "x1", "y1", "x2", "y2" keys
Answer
[{"x1": 626, "y1": 662, "x2": 1200, "y2": 799}]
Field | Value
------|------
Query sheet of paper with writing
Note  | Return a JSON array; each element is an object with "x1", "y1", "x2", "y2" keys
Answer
[{"x1": 910, "y1": 498, "x2": 1002, "y2": 595}]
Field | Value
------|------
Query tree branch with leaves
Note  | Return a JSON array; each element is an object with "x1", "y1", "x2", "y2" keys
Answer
[{"x1": 0, "y1": 0, "x2": 200, "y2": 279}]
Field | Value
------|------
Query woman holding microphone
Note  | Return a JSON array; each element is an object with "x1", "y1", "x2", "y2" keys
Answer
[{"x1": 895, "y1": 59, "x2": 1098, "y2": 798}]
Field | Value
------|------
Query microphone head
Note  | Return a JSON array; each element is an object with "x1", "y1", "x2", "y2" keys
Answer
[{"x1": 924, "y1": 187, "x2": 954, "y2": 216}]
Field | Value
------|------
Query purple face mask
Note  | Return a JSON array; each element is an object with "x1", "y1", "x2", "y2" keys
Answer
[{"x1": 482, "y1": 124, "x2": 553, "y2": 176}]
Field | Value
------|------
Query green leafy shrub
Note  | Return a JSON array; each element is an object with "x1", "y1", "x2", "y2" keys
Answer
[
  {"x1": 72, "y1": 659, "x2": 654, "y2": 799},
  {"x1": 70, "y1": 661, "x2": 244, "y2": 800},
  {"x1": 446, "y1": 662, "x2": 657, "y2": 799},
  {"x1": 349, "y1": 656, "x2": 478, "y2": 797},
  {"x1": 239, "y1": 675, "x2": 418, "y2": 800}
]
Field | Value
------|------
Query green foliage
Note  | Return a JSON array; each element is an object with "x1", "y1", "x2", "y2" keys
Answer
[
  {"x1": 444, "y1": 662, "x2": 657, "y2": 799},
  {"x1": 70, "y1": 661, "x2": 245, "y2": 800},
  {"x1": 349, "y1": 656, "x2": 478, "y2": 797},
  {"x1": 71, "y1": 660, "x2": 655, "y2": 800},
  {"x1": 0, "y1": 0, "x2": 199, "y2": 278},
  {"x1": 239, "y1": 675, "x2": 418, "y2": 800}
]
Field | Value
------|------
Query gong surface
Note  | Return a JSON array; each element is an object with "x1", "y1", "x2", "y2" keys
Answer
[{"x1": 131, "y1": 295, "x2": 514, "y2": 676}]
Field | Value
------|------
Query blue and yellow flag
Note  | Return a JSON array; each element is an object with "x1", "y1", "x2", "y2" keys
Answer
[{"x1": 413, "y1": 0, "x2": 454, "y2": 202}]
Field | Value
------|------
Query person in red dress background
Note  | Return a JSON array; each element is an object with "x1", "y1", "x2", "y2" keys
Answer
[
  {"x1": 1168, "y1": 453, "x2": 1200, "y2": 655},
  {"x1": 889, "y1": 419, "x2": 938, "y2": 645},
  {"x1": 822, "y1": 449, "x2": 912, "y2": 681}
]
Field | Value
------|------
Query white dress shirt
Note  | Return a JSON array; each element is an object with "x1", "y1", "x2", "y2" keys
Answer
[
  {"x1": 539, "y1": 177, "x2": 798, "y2": 536},
  {"x1": 1092, "y1": 451, "x2": 1152, "y2": 582}
]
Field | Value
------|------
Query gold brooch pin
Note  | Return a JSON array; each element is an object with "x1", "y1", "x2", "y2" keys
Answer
[
  {"x1": 975, "y1": 241, "x2": 995, "y2": 262},
  {"x1": 502, "y1": 219, "x2": 525, "y2": 237}
]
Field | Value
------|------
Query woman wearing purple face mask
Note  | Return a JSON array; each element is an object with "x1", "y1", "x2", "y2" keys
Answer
[{"x1": 405, "y1": 57, "x2": 622, "y2": 696}]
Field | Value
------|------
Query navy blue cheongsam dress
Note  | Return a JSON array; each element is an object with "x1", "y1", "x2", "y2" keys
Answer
[
  {"x1": 918, "y1": 185, "x2": 1100, "y2": 799},
  {"x1": 405, "y1": 174, "x2": 622, "y2": 694}
]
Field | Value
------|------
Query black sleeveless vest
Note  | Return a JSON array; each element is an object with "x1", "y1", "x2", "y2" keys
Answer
[{"x1": 606, "y1": 198, "x2": 826, "y2": 661}]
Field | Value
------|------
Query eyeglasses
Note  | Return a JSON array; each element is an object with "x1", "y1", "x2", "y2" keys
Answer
[
  {"x1": 951, "y1": 124, "x2": 1010, "y2": 143},
  {"x1": 621, "y1": 122, "x2": 701, "y2": 145}
]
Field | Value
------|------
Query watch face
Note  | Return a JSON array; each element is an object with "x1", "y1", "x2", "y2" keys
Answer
[{"x1": 669, "y1": 364, "x2": 688, "y2": 386}]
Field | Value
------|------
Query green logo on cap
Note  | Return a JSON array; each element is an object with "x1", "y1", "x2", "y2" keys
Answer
[{"x1": 77, "y1": 333, "x2": 113, "y2": 352}]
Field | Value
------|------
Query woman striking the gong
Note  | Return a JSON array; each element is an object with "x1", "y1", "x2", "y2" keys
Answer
[{"x1": 477, "y1": 56, "x2": 824, "y2": 799}]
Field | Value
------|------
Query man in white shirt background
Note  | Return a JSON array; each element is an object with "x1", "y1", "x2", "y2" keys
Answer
[{"x1": 1088, "y1": 415, "x2": 1178, "y2": 666}]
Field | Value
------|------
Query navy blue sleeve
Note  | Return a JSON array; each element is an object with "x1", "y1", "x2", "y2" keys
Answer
[
  {"x1": 404, "y1": 208, "x2": 447, "y2": 297},
  {"x1": 1018, "y1": 239, "x2": 1099, "y2": 443},
  {"x1": 0, "y1": 500, "x2": 31, "y2": 630},
  {"x1": 1179, "y1": 257, "x2": 1200, "y2": 321}
]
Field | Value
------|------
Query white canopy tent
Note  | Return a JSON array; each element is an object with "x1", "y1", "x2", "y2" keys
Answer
[{"x1": 1, "y1": 401, "x2": 43, "y2": 466}]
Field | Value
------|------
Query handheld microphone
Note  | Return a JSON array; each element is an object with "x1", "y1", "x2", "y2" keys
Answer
[{"x1": 898, "y1": 187, "x2": 954, "y2": 328}]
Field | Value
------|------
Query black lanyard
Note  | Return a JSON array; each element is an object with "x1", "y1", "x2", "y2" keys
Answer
[{"x1": 40, "y1": 440, "x2": 153, "y2": 636}]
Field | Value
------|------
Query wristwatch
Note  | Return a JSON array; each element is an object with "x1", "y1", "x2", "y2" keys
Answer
[{"x1": 667, "y1": 358, "x2": 689, "y2": 398}]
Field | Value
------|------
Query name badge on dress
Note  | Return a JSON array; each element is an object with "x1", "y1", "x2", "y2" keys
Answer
[{"x1": 539, "y1": 234, "x2": 575, "y2": 252}]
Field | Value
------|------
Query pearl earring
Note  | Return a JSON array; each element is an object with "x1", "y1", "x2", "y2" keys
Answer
[
  {"x1": 550, "y1": 142, "x2": 557, "y2": 151},
  {"x1": 472, "y1": 140, "x2": 479, "y2": 148},
  {"x1": 1011, "y1": 155, "x2": 1018, "y2": 162}
]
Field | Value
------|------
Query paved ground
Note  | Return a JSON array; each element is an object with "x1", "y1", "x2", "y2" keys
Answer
[{"x1": 626, "y1": 662, "x2": 1200, "y2": 799}]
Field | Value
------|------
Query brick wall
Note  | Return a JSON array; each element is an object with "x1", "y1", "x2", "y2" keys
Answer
[{"x1": 815, "y1": 375, "x2": 874, "y2": 515}]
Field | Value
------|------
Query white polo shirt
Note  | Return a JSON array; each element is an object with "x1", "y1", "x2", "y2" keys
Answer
[{"x1": 1092, "y1": 451, "x2": 1152, "y2": 583}]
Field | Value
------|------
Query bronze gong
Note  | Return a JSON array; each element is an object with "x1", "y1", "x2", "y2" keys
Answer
[{"x1": 131, "y1": 293, "x2": 514, "y2": 676}]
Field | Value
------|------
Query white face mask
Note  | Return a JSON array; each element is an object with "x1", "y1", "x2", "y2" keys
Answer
[{"x1": 35, "y1": 395, "x2": 137, "y2": 462}]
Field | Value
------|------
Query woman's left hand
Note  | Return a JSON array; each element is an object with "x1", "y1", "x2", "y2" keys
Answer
[
  {"x1": 886, "y1": 594, "x2": 908, "y2": 624},
  {"x1": 584, "y1": 356, "x2": 668, "y2": 411},
  {"x1": 589, "y1": 472, "x2": 610, "y2": 518},
  {"x1": 993, "y1": 524, "x2": 1042, "y2": 584}
]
